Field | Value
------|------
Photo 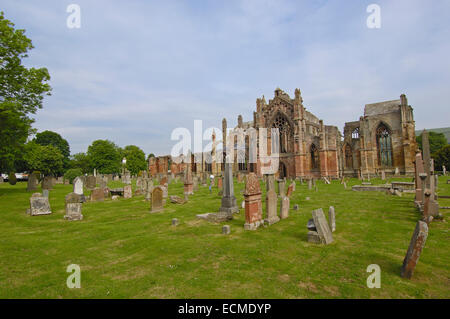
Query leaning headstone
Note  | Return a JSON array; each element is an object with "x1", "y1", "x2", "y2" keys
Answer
[
  {"x1": 85, "y1": 175, "x2": 96, "y2": 190},
  {"x1": 91, "y1": 188, "x2": 104, "y2": 202},
  {"x1": 64, "y1": 192, "x2": 83, "y2": 221},
  {"x1": 29, "y1": 193, "x2": 52, "y2": 216},
  {"x1": 286, "y1": 182, "x2": 294, "y2": 197},
  {"x1": 401, "y1": 221, "x2": 428, "y2": 279},
  {"x1": 27, "y1": 172, "x2": 39, "y2": 192},
  {"x1": 311, "y1": 208, "x2": 333, "y2": 244},
  {"x1": 328, "y1": 206, "x2": 336, "y2": 232},
  {"x1": 123, "y1": 185, "x2": 132, "y2": 199},
  {"x1": 222, "y1": 225, "x2": 231, "y2": 235},
  {"x1": 150, "y1": 186, "x2": 164, "y2": 212},
  {"x1": 265, "y1": 189, "x2": 279, "y2": 225},
  {"x1": 244, "y1": 173, "x2": 263, "y2": 230},
  {"x1": 280, "y1": 196, "x2": 289, "y2": 219}
]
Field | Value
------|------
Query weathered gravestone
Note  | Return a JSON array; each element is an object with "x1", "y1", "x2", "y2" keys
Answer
[
  {"x1": 170, "y1": 195, "x2": 186, "y2": 204},
  {"x1": 85, "y1": 175, "x2": 96, "y2": 190},
  {"x1": 280, "y1": 196, "x2": 289, "y2": 219},
  {"x1": 42, "y1": 189, "x2": 49, "y2": 198},
  {"x1": 151, "y1": 186, "x2": 164, "y2": 212},
  {"x1": 244, "y1": 173, "x2": 263, "y2": 230},
  {"x1": 41, "y1": 176, "x2": 53, "y2": 190},
  {"x1": 265, "y1": 189, "x2": 279, "y2": 225},
  {"x1": 145, "y1": 179, "x2": 153, "y2": 201},
  {"x1": 217, "y1": 177, "x2": 223, "y2": 190},
  {"x1": 401, "y1": 221, "x2": 428, "y2": 279},
  {"x1": 219, "y1": 162, "x2": 238, "y2": 216},
  {"x1": 90, "y1": 188, "x2": 104, "y2": 202},
  {"x1": 123, "y1": 185, "x2": 132, "y2": 199},
  {"x1": 328, "y1": 206, "x2": 336, "y2": 232},
  {"x1": 266, "y1": 174, "x2": 275, "y2": 192},
  {"x1": 286, "y1": 182, "x2": 295, "y2": 197},
  {"x1": 27, "y1": 172, "x2": 39, "y2": 192},
  {"x1": 381, "y1": 170, "x2": 386, "y2": 181},
  {"x1": 184, "y1": 169, "x2": 194, "y2": 195},
  {"x1": 308, "y1": 208, "x2": 333, "y2": 244},
  {"x1": 28, "y1": 193, "x2": 52, "y2": 216},
  {"x1": 64, "y1": 192, "x2": 83, "y2": 221},
  {"x1": 222, "y1": 225, "x2": 231, "y2": 235},
  {"x1": 278, "y1": 179, "x2": 286, "y2": 198}
]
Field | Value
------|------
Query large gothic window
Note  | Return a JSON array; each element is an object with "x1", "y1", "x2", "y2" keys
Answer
[
  {"x1": 376, "y1": 124, "x2": 393, "y2": 167},
  {"x1": 311, "y1": 144, "x2": 319, "y2": 169},
  {"x1": 345, "y1": 144, "x2": 353, "y2": 168},
  {"x1": 272, "y1": 114, "x2": 290, "y2": 153}
]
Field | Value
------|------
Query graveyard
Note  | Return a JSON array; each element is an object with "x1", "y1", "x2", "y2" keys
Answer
[{"x1": 0, "y1": 175, "x2": 448, "y2": 299}]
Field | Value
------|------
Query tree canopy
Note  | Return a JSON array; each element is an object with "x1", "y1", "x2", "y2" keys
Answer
[
  {"x1": 123, "y1": 145, "x2": 147, "y2": 175},
  {"x1": 34, "y1": 130, "x2": 70, "y2": 168},
  {"x1": 23, "y1": 142, "x2": 64, "y2": 176},
  {"x1": 0, "y1": 12, "x2": 51, "y2": 173},
  {"x1": 87, "y1": 139, "x2": 121, "y2": 174},
  {"x1": 416, "y1": 131, "x2": 447, "y2": 154}
]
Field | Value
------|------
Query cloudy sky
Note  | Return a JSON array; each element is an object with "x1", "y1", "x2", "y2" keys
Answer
[{"x1": 3, "y1": 0, "x2": 450, "y2": 156}]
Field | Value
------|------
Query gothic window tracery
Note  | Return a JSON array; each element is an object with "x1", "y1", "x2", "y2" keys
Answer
[
  {"x1": 272, "y1": 114, "x2": 291, "y2": 153},
  {"x1": 376, "y1": 123, "x2": 393, "y2": 167}
]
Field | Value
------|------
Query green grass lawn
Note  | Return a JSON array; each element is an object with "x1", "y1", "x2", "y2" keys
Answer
[{"x1": 0, "y1": 176, "x2": 449, "y2": 299}]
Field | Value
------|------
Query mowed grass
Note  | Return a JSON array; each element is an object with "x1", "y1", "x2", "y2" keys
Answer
[{"x1": 0, "y1": 176, "x2": 449, "y2": 299}]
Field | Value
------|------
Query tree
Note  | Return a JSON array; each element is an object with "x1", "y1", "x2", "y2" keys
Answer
[
  {"x1": 0, "y1": 12, "x2": 51, "y2": 173},
  {"x1": 87, "y1": 140, "x2": 121, "y2": 174},
  {"x1": 416, "y1": 131, "x2": 447, "y2": 154},
  {"x1": 23, "y1": 142, "x2": 64, "y2": 176},
  {"x1": 123, "y1": 145, "x2": 147, "y2": 175},
  {"x1": 34, "y1": 130, "x2": 70, "y2": 168},
  {"x1": 69, "y1": 152, "x2": 91, "y2": 174},
  {"x1": 434, "y1": 145, "x2": 450, "y2": 171}
]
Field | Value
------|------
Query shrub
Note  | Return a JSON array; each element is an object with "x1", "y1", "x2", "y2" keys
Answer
[
  {"x1": 8, "y1": 172, "x2": 17, "y2": 185},
  {"x1": 64, "y1": 168, "x2": 83, "y2": 184}
]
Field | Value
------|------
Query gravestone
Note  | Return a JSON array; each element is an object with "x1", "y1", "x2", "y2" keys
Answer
[
  {"x1": 99, "y1": 178, "x2": 107, "y2": 190},
  {"x1": 91, "y1": 188, "x2": 104, "y2": 202},
  {"x1": 265, "y1": 189, "x2": 279, "y2": 225},
  {"x1": 222, "y1": 225, "x2": 231, "y2": 235},
  {"x1": 64, "y1": 192, "x2": 83, "y2": 221},
  {"x1": 328, "y1": 206, "x2": 336, "y2": 232},
  {"x1": 145, "y1": 179, "x2": 153, "y2": 201},
  {"x1": 395, "y1": 167, "x2": 400, "y2": 175},
  {"x1": 161, "y1": 185, "x2": 168, "y2": 198},
  {"x1": 42, "y1": 189, "x2": 49, "y2": 198},
  {"x1": 27, "y1": 172, "x2": 39, "y2": 192},
  {"x1": 401, "y1": 221, "x2": 428, "y2": 279},
  {"x1": 42, "y1": 176, "x2": 53, "y2": 190},
  {"x1": 217, "y1": 177, "x2": 223, "y2": 190},
  {"x1": 278, "y1": 179, "x2": 286, "y2": 198},
  {"x1": 123, "y1": 185, "x2": 132, "y2": 199},
  {"x1": 280, "y1": 196, "x2": 289, "y2": 219},
  {"x1": 308, "y1": 179, "x2": 312, "y2": 190},
  {"x1": 151, "y1": 186, "x2": 164, "y2": 212},
  {"x1": 443, "y1": 165, "x2": 447, "y2": 176},
  {"x1": 414, "y1": 152, "x2": 425, "y2": 204},
  {"x1": 160, "y1": 176, "x2": 168, "y2": 186},
  {"x1": 29, "y1": 193, "x2": 52, "y2": 216},
  {"x1": 286, "y1": 182, "x2": 294, "y2": 197},
  {"x1": 311, "y1": 208, "x2": 333, "y2": 244},
  {"x1": 244, "y1": 173, "x2": 263, "y2": 230},
  {"x1": 85, "y1": 175, "x2": 96, "y2": 190},
  {"x1": 193, "y1": 176, "x2": 199, "y2": 192},
  {"x1": 172, "y1": 218, "x2": 179, "y2": 226},
  {"x1": 266, "y1": 174, "x2": 275, "y2": 192},
  {"x1": 170, "y1": 195, "x2": 186, "y2": 204},
  {"x1": 219, "y1": 162, "x2": 238, "y2": 216},
  {"x1": 184, "y1": 169, "x2": 194, "y2": 195},
  {"x1": 307, "y1": 231, "x2": 321, "y2": 244},
  {"x1": 136, "y1": 177, "x2": 143, "y2": 194}
]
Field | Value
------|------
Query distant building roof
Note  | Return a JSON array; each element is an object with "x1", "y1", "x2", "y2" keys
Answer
[{"x1": 415, "y1": 127, "x2": 450, "y2": 143}]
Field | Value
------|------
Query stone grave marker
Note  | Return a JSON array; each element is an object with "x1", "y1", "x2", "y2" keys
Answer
[
  {"x1": 91, "y1": 188, "x2": 104, "y2": 202},
  {"x1": 328, "y1": 206, "x2": 336, "y2": 232},
  {"x1": 64, "y1": 192, "x2": 83, "y2": 221},
  {"x1": 85, "y1": 175, "x2": 96, "y2": 190},
  {"x1": 280, "y1": 196, "x2": 289, "y2": 219},
  {"x1": 311, "y1": 208, "x2": 333, "y2": 244},
  {"x1": 244, "y1": 173, "x2": 263, "y2": 230},
  {"x1": 123, "y1": 185, "x2": 132, "y2": 199},
  {"x1": 265, "y1": 189, "x2": 279, "y2": 225},
  {"x1": 29, "y1": 193, "x2": 52, "y2": 216},
  {"x1": 401, "y1": 221, "x2": 428, "y2": 279},
  {"x1": 151, "y1": 186, "x2": 164, "y2": 212}
]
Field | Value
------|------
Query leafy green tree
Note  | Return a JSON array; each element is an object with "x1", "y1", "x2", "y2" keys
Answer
[
  {"x1": 123, "y1": 145, "x2": 147, "y2": 175},
  {"x1": 416, "y1": 131, "x2": 447, "y2": 154},
  {"x1": 64, "y1": 168, "x2": 83, "y2": 184},
  {"x1": 23, "y1": 142, "x2": 64, "y2": 176},
  {"x1": 0, "y1": 12, "x2": 51, "y2": 173},
  {"x1": 34, "y1": 130, "x2": 70, "y2": 168},
  {"x1": 87, "y1": 140, "x2": 121, "y2": 174},
  {"x1": 69, "y1": 152, "x2": 91, "y2": 174},
  {"x1": 434, "y1": 145, "x2": 450, "y2": 171}
]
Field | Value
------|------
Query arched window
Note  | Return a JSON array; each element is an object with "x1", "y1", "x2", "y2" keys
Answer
[
  {"x1": 272, "y1": 114, "x2": 290, "y2": 153},
  {"x1": 376, "y1": 124, "x2": 393, "y2": 167},
  {"x1": 345, "y1": 144, "x2": 353, "y2": 168},
  {"x1": 352, "y1": 127, "x2": 360, "y2": 139},
  {"x1": 311, "y1": 144, "x2": 319, "y2": 169}
]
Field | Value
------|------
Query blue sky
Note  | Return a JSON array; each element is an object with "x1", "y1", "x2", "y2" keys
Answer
[{"x1": 2, "y1": 0, "x2": 450, "y2": 156}]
